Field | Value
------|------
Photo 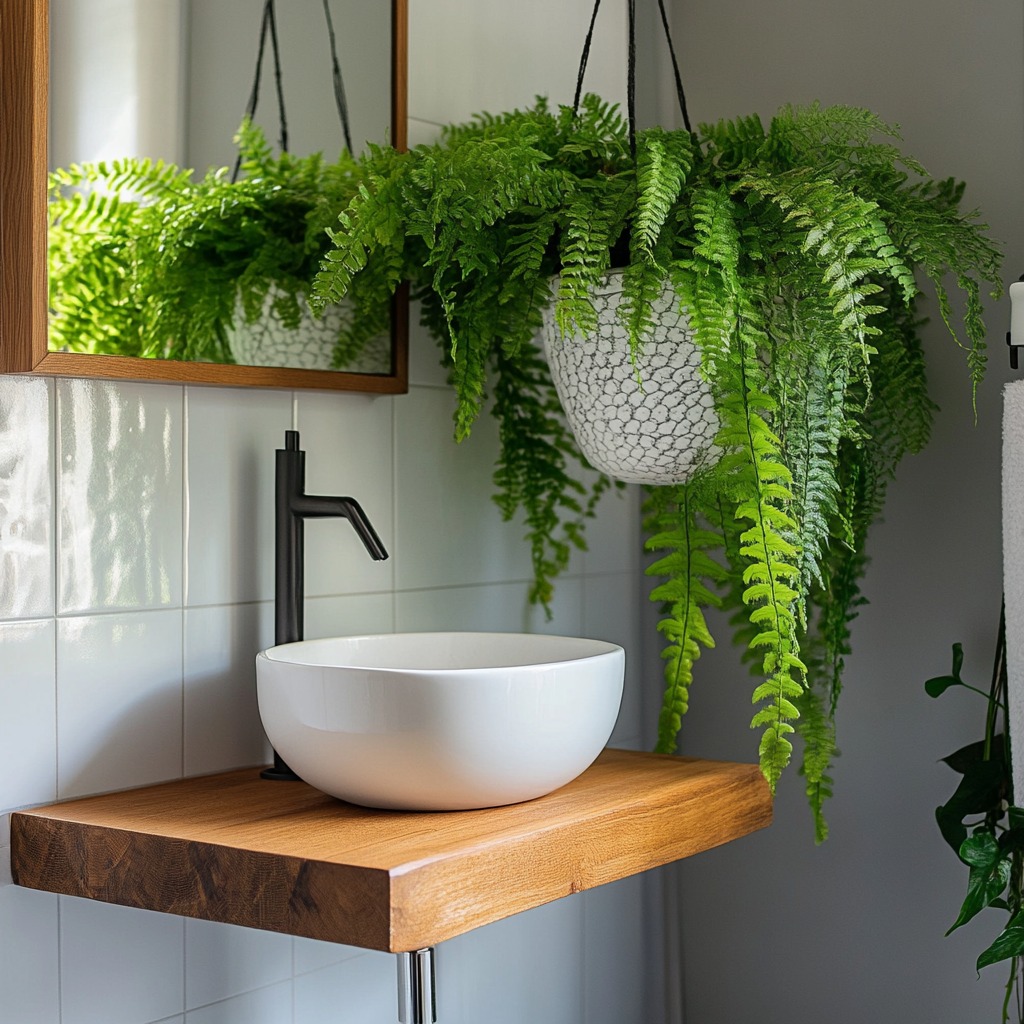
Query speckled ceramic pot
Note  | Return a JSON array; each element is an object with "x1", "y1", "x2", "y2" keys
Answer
[
  {"x1": 541, "y1": 273, "x2": 719, "y2": 485},
  {"x1": 225, "y1": 287, "x2": 391, "y2": 373}
]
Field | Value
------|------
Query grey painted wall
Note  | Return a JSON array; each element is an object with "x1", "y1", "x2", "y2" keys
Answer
[{"x1": 656, "y1": 1, "x2": 1024, "y2": 1020}]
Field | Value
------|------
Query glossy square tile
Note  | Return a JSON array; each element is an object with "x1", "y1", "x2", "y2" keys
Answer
[
  {"x1": 294, "y1": 951, "x2": 396, "y2": 1024},
  {"x1": 186, "y1": 981, "x2": 293, "y2": 1024},
  {"x1": 394, "y1": 387, "x2": 532, "y2": 591},
  {"x1": 0, "y1": 886, "x2": 60, "y2": 1021},
  {"x1": 581, "y1": 483, "x2": 641, "y2": 576},
  {"x1": 185, "y1": 918, "x2": 292, "y2": 1011},
  {"x1": 583, "y1": 572, "x2": 643, "y2": 746},
  {"x1": 406, "y1": 116, "x2": 443, "y2": 149},
  {"x1": 61, "y1": 897, "x2": 184, "y2": 1024},
  {"x1": 184, "y1": 603, "x2": 274, "y2": 776},
  {"x1": 57, "y1": 379, "x2": 183, "y2": 614},
  {"x1": 0, "y1": 376, "x2": 54, "y2": 619},
  {"x1": 57, "y1": 610, "x2": 183, "y2": 799},
  {"x1": 438, "y1": 896, "x2": 584, "y2": 1024},
  {"x1": 0, "y1": 619, "x2": 57, "y2": 812},
  {"x1": 184, "y1": 386, "x2": 292, "y2": 607},
  {"x1": 294, "y1": 391, "x2": 395, "y2": 597},
  {"x1": 395, "y1": 579, "x2": 582, "y2": 637},
  {"x1": 293, "y1": 936, "x2": 367, "y2": 977},
  {"x1": 406, "y1": 302, "x2": 449, "y2": 388},
  {"x1": 303, "y1": 592, "x2": 394, "y2": 640}
]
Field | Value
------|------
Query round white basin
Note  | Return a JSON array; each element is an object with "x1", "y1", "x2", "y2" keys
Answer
[{"x1": 255, "y1": 631, "x2": 625, "y2": 810}]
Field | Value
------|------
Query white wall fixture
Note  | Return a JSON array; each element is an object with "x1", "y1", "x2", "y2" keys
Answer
[
  {"x1": 1003, "y1": 378, "x2": 1024, "y2": 803},
  {"x1": 542, "y1": 273, "x2": 719, "y2": 485}
]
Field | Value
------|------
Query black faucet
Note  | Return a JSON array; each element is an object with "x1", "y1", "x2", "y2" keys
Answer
[{"x1": 262, "y1": 429, "x2": 389, "y2": 781}]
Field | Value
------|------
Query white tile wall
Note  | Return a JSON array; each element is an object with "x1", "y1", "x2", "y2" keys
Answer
[
  {"x1": 293, "y1": 951, "x2": 396, "y2": 1024},
  {"x1": 0, "y1": 376, "x2": 53, "y2": 619},
  {"x1": 184, "y1": 386, "x2": 292, "y2": 608},
  {"x1": 56, "y1": 610, "x2": 184, "y2": 800},
  {"x1": 185, "y1": 981, "x2": 292, "y2": 1024},
  {"x1": 0, "y1": 2, "x2": 668, "y2": 1021},
  {"x1": 437, "y1": 897, "x2": 585, "y2": 1023},
  {"x1": 294, "y1": 391, "x2": 395, "y2": 599},
  {"x1": 183, "y1": 602, "x2": 273, "y2": 775},
  {"x1": 57, "y1": 379, "x2": 183, "y2": 615},
  {"x1": 0, "y1": 619, "x2": 57, "y2": 811},
  {"x1": 60, "y1": 898, "x2": 185, "y2": 1024},
  {"x1": 184, "y1": 919, "x2": 292, "y2": 1011},
  {"x1": 0, "y1": 886, "x2": 60, "y2": 1021}
]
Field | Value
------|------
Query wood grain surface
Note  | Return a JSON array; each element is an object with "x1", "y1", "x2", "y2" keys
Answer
[{"x1": 11, "y1": 749, "x2": 772, "y2": 952}]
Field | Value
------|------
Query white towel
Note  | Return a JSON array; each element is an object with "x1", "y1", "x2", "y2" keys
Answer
[{"x1": 1002, "y1": 381, "x2": 1024, "y2": 802}]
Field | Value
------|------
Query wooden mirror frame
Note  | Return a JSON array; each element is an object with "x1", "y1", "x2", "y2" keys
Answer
[{"x1": 0, "y1": 0, "x2": 408, "y2": 394}]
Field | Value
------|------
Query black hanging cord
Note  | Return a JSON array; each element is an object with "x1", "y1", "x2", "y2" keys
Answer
[
  {"x1": 573, "y1": 0, "x2": 693, "y2": 147},
  {"x1": 232, "y1": 0, "x2": 289, "y2": 182},
  {"x1": 231, "y1": 0, "x2": 354, "y2": 183},
  {"x1": 266, "y1": 2, "x2": 288, "y2": 151},
  {"x1": 321, "y1": 0, "x2": 354, "y2": 154},
  {"x1": 655, "y1": 0, "x2": 692, "y2": 133},
  {"x1": 626, "y1": 0, "x2": 637, "y2": 157},
  {"x1": 572, "y1": 0, "x2": 604, "y2": 115}
]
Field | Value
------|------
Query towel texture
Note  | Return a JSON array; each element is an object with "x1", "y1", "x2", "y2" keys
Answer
[{"x1": 1003, "y1": 381, "x2": 1024, "y2": 802}]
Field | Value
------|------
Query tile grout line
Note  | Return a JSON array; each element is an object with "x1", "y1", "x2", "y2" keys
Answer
[
  {"x1": 180, "y1": 386, "x2": 188, "y2": 782},
  {"x1": 52, "y1": 381, "x2": 63, "y2": 802},
  {"x1": 390, "y1": 389, "x2": 399, "y2": 634}
]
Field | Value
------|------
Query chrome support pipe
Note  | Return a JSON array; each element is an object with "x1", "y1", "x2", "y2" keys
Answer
[{"x1": 397, "y1": 947, "x2": 436, "y2": 1024}]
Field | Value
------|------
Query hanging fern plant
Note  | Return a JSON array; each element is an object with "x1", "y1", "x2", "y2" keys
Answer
[
  {"x1": 313, "y1": 95, "x2": 1002, "y2": 837},
  {"x1": 47, "y1": 119, "x2": 388, "y2": 368}
]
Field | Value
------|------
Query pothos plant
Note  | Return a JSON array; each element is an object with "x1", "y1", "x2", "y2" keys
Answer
[
  {"x1": 313, "y1": 94, "x2": 1002, "y2": 836},
  {"x1": 928, "y1": 616, "x2": 1024, "y2": 1023},
  {"x1": 47, "y1": 119, "x2": 388, "y2": 366}
]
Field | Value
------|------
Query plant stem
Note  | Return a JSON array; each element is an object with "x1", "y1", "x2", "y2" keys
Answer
[
  {"x1": 1001, "y1": 954, "x2": 1018, "y2": 1023},
  {"x1": 985, "y1": 601, "x2": 1008, "y2": 765}
]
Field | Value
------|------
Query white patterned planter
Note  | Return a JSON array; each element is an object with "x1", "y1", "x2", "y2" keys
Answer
[
  {"x1": 225, "y1": 287, "x2": 390, "y2": 374},
  {"x1": 541, "y1": 273, "x2": 719, "y2": 485}
]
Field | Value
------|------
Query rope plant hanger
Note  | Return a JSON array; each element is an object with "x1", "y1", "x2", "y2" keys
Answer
[
  {"x1": 232, "y1": 0, "x2": 354, "y2": 182},
  {"x1": 572, "y1": 0, "x2": 692, "y2": 153}
]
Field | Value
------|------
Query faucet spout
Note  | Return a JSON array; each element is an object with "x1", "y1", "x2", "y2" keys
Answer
[
  {"x1": 290, "y1": 494, "x2": 388, "y2": 561},
  {"x1": 265, "y1": 430, "x2": 389, "y2": 781},
  {"x1": 275, "y1": 429, "x2": 389, "y2": 647}
]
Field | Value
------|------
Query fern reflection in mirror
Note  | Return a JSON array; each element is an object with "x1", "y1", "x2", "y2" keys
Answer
[
  {"x1": 313, "y1": 96, "x2": 1003, "y2": 833},
  {"x1": 47, "y1": 120, "x2": 390, "y2": 371}
]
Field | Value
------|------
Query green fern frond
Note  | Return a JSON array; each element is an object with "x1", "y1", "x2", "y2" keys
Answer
[
  {"x1": 633, "y1": 128, "x2": 695, "y2": 259},
  {"x1": 490, "y1": 341, "x2": 611, "y2": 614},
  {"x1": 645, "y1": 484, "x2": 727, "y2": 753},
  {"x1": 795, "y1": 677, "x2": 837, "y2": 844}
]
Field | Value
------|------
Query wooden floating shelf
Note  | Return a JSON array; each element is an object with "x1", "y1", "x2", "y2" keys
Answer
[{"x1": 10, "y1": 749, "x2": 772, "y2": 953}]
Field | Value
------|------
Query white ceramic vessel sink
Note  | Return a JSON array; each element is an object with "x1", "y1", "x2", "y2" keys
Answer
[{"x1": 256, "y1": 631, "x2": 624, "y2": 810}]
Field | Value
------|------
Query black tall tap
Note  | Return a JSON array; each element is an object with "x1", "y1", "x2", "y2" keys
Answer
[{"x1": 263, "y1": 429, "x2": 389, "y2": 781}]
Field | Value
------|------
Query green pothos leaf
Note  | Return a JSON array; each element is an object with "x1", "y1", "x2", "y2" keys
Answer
[
  {"x1": 946, "y1": 834, "x2": 1009, "y2": 935},
  {"x1": 977, "y1": 911, "x2": 1024, "y2": 971}
]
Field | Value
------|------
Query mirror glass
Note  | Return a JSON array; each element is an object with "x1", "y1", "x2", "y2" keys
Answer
[{"x1": 44, "y1": 0, "x2": 404, "y2": 382}]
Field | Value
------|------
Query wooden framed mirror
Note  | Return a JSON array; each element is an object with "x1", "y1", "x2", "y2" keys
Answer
[{"x1": 0, "y1": 0, "x2": 408, "y2": 393}]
